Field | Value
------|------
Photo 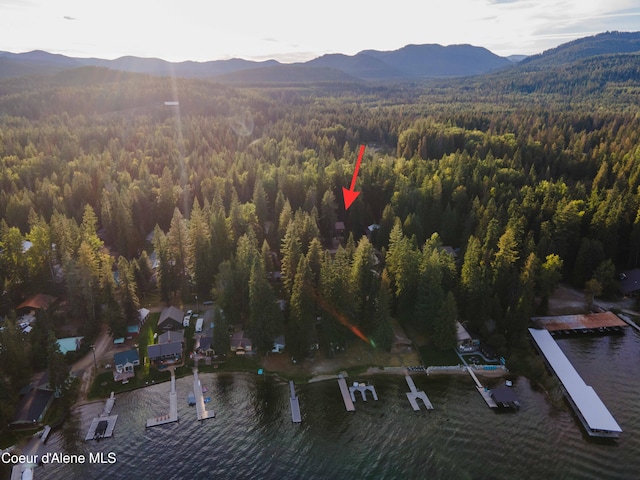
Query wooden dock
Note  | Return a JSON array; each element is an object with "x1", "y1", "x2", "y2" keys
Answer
[
  {"x1": 193, "y1": 368, "x2": 214, "y2": 421},
  {"x1": 405, "y1": 375, "x2": 433, "y2": 411},
  {"x1": 337, "y1": 375, "x2": 355, "y2": 411},
  {"x1": 85, "y1": 415, "x2": 118, "y2": 440},
  {"x1": 467, "y1": 367, "x2": 497, "y2": 408},
  {"x1": 349, "y1": 382, "x2": 378, "y2": 402},
  {"x1": 146, "y1": 369, "x2": 179, "y2": 428},
  {"x1": 289, "y1": 381, "x2": 301, "y2": 423}
]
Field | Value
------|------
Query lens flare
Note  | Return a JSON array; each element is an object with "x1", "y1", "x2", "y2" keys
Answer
[{"x1": 309, "y1": 288, "x2": 375, "y2": 347}]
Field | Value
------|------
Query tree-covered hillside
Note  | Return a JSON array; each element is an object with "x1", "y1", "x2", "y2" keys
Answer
[{"x1": 1, "y1": 63, "x2": 640, "y2": 429}]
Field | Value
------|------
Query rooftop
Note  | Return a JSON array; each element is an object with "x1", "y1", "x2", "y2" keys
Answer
[
  {"x1": 531, "y1": 312, "x2": 627, "y2": 332},
  {"x1": 16, "y1": 294, "x2": 57, "y2": 311},
  {"x1": 114, "y1": 349, "x2": 139, "y2": 366}
]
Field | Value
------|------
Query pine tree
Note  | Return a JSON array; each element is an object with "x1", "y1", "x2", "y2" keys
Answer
[
  {"x1": 288, "y1": 256, "x2": 315, "y2": 360},
  {"x1": 249, "y1": 260, "x2": 282, "y2": 353}
]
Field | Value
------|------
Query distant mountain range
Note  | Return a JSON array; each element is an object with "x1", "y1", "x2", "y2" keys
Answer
[
  {"x1": 0, "y1": 43, "x2": 512, "y2": 82},
  {"x1": 1, "y1": 31, "x2": 640, "y2": 85}
]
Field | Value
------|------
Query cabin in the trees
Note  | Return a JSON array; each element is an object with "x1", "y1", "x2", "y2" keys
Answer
[
  {"x1": 272, "y1": 335, "x2": 286, "y2": 353},
  {"x1": 456, "y1": 321, "x2": 478, "y2": 353}
]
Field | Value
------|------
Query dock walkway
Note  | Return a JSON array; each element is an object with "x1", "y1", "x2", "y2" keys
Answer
[
  {"x1": 289, "y1": 381, "x2": 301, "y2": 423},
  {"x1": 337, "y1": 375, "x2": 355, "y2": 411},
  {"x1": 193, "y1": 368, "x2": 214, "y2": 421},
  {"x1": 146, "y1": 369, "x2": 178, "y2": 428},
  {"x1": 467, "y1": 367, "x2": 497, "y2": 408},
  {"x1": 102, "y1": 391, "x2": 115, "y2": 416},
  {"x1": 405, "y1": 375, "x2": 433, "y2": 411}
]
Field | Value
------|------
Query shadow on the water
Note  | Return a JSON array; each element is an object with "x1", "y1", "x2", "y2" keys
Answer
[
  {"x1": 214, "y1": 373, "x2": 235, "y2": 401},
  {"x1": 60, "y1": 410, "x2": 85, "y2": 456}
]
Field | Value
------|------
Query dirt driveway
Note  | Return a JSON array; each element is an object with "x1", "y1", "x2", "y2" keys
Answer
[{"x1": 72, "y1": 324, "x2": 112, "y2": 403}]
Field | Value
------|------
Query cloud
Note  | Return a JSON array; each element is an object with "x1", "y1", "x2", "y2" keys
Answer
[{"x1": 63, "y1": 15, "x2": 75, "y2": 20}]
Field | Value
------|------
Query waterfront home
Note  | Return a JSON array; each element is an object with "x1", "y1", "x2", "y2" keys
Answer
[
  {"x1": 231, "y1": 331, "x2": 253, "y2": 354},
  {"x1": 11, "y1": 372, "x2": 55, "y2": 425},
  {"x1": 113, "y1": 349, "x2": 140, "y2": 381},
  {"x1": 147, "y1": 342, "x2": 183, "y2": 365},
  {"x1": 195, "y1": 336, "x2": 215, "y2": 356},
  {"x1": 456, "y1": 321, "x2": 478, "y2": 353}
]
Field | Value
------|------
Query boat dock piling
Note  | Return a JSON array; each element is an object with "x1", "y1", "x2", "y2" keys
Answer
[
  {"x1": 405, "y1": 375, "x2": 433, "y2": 411},
  {"x1": 289, "y1": 381, "x2": 301, "y2": 423},
  {"x1": 349, "y1": 382, "x2": 378, "y2": 402},
  {"x1": 337, "y1": 374, "x2": 355, "y2": 411},
  {"x1": 193, "y1": 368, "x2": 215, "y2": 421},
  {"x1": 146, "y1": 368, "x2": 178, "y2": 428},
  {"x1": 467, "y1": 367, "x2": 498, "y2": 409}
]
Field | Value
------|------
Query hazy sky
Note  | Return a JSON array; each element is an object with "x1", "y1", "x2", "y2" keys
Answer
[{"x1": 2, "y1": 0, "x2": 640, "y2": 62}]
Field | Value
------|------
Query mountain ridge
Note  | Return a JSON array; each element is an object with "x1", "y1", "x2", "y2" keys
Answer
[{"x1": 1, "y1": 31, "x2": 640, "y2": 84}]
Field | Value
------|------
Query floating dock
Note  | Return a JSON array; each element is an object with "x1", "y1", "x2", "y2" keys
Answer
[
  {"x1": 85, "y1": 415, "x2": 118, "y2": 441},
  {"x1": 337, "y1": 375, "x2": 355, "y2": 411},
  {"x1": 467, "y1": 367, "x2": 498, "y2": 408},
  {"x1": 405, "y1": 375, "x2": 433, "y2": 411},
  {"x1": 146, "y1": 369, "x2": 178, "y2": 428},
  {"x1": 529, "y1": 328, "x2": 622, "y2": 438},
  {"x1": 85, "y1": 391, "x2": 119, "y2": 440},
  {"x1": 193, "y1": 368, "x2": 214, "y2": 421},
  {"x1": 349, "y1": 382, "x2": 378, "y2": 402},
  {"x1": 289, "y1": 381, "x2": 301, "y2": 423}
]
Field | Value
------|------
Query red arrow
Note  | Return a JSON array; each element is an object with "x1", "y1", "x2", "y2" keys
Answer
[{"x1": 342, "y1": 144, "x2": 365, "y2": 210}]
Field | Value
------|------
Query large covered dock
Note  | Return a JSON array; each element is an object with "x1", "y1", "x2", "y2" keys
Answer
[{"x1": 528, "y1": 328, "x2": 622, "y2": 438}]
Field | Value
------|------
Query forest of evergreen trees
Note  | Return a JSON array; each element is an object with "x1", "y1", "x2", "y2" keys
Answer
[{"x1": 1, "y1": 68, "x2": 640, "y2": 427}]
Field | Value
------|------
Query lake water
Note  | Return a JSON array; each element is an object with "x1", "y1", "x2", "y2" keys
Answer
[{"x1": 22, "y1": 329, "x2": 640, "y2": 480}]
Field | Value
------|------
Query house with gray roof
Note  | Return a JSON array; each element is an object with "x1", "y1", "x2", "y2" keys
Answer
[
  {"x1": 158, "y1": 306, "x2": 184, "y2": 331},
  {"x1": 147, "y1": 342, "x2": 183, "y2": 364}
]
